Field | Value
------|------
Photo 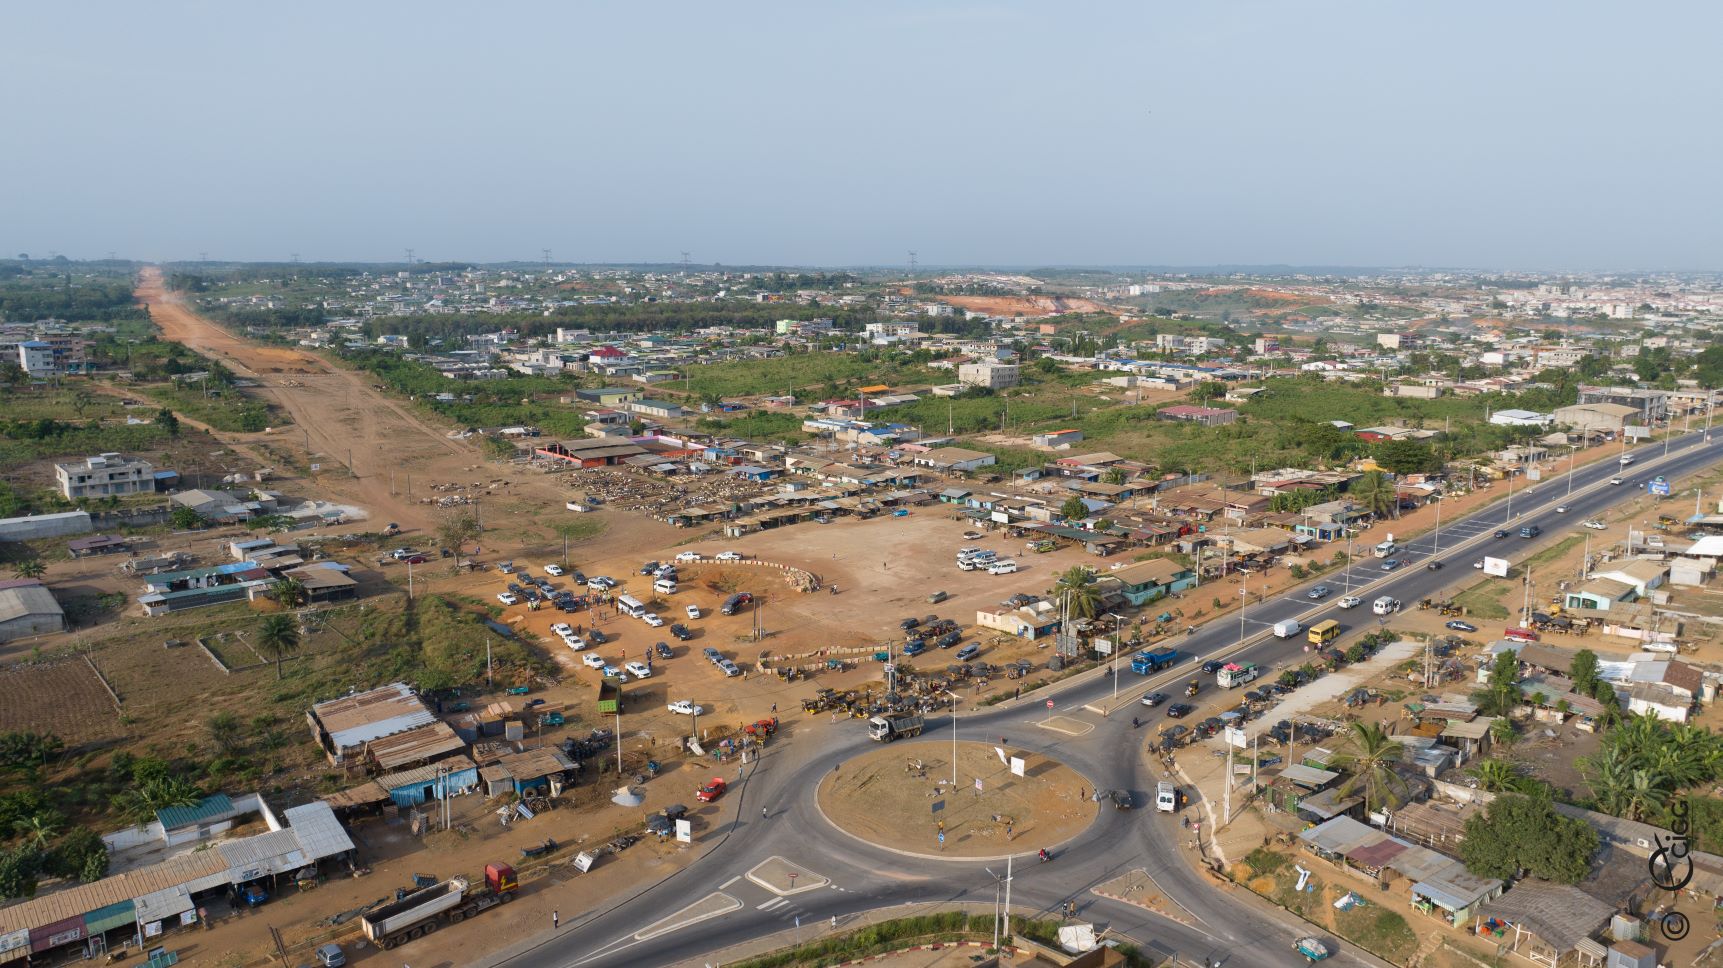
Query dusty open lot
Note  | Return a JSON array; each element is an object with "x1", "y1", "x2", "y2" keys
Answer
[{"x1": 0, "y1": 658, "x2": 120, "y2": 745}]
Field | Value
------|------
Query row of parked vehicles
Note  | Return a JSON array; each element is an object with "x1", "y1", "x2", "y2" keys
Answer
[{"x1": 956, "y1": 547, "x2": 1019, "y2": 575}]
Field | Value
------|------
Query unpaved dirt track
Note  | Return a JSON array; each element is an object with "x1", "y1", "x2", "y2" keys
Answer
[{"x1": 136, "y1": 268, "x2": 486, "y2": 532}]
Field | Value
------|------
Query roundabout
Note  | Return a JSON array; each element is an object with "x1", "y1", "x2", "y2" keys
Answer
[{"x1": 815, "y1": 739, "x2": 1100, "y2": 859}]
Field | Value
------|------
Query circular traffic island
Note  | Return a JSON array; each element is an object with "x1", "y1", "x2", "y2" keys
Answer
[{"x1": 817, "y1": 740, "x2": 1100, "y2": 859}]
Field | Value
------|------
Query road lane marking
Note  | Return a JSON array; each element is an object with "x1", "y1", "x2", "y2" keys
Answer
[
  {"x1": 746, "y1": 855, "x2": 831, "y2": 895},
  {"x1": 631, "y1": 891, "x2": 743, "y2": 941},
  {"x1": 1039, "y1": 714, "x2": 1096, "y2": 735}
]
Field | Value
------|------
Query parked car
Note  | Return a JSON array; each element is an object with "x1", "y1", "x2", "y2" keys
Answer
[
  {"x1": 899, "y1": 617, "x2": 921, "y2": 631},
  {"x1": 668, "y1": 700, "x2": 704, "y2": 716},
  {"x1": 561, "y1": 634, "x2": 587, "y2": 651},
  {"x1": 642, "y1": 613, "x2": 665, "y2": 628},
  {"x1": 311, "y1": 943, "x2": 346, "y2": 968},
  {"x1": 1445, "y1": 620, "x2": 1478, "y2": 632},
  {"x1": 1307, "y1": 585, "x2": 1331, "y2": 600},
  {"x1": 587, "y1": 576, "x2": 616, "y2": 589},
  {"x1": 702, "y1": 647, "x2": 721, "y2": 661},
  {"x1": 675, "y1": 551, "x2": 701, "y2": 562},
  {"x1": 544, "y1": 564, "x2": 565, "y2": 576},
  {"x1": 1338, "y1": 595, "x2": 1361, "y2": 609},
  {"x1": 685, "y1": 605, "x2": 701, "y2": 619},
  {"x1": 625, "y1": 661, "x2": 652, "y2": 679},
  {"x1": 639, "y1": 561, "x2": 661, "y2": 575},
  {"x1": 719, "y1": 660, "x2": 741, "y2": 677},
  {"x1": 496, "y1": 592, "x2": 519, "y2": 605},
  {"x1": 551, "y1": 623, "x2": 573, "y2": 636},
  {"x1": 669, "y1": 623, "x2": 694, "y2": 640},
  {"x1": 715, "y1": 551, "x2": 743, "y2": 561},
  {"x1": 602, "y1": 666, "x2": 629, "y2": 682},
  {"x1": 589, "y1": 629, "x2": 608, "y2": 645},
  {"x1": 955, "y1": 644, "x2": 980, "y2": 661},
  {"x1": 902, "y1": 641, "x2": 927, "y2": 657},
  {"x1": 696, "y1": 778, "x2": 727, "y2": 802},
  {"x1": 582, "y1": 653, "x2": 606, "y2": 669},
  {"x1": 1583, "y1": 519, "x2": 1607, "y2": 530}
]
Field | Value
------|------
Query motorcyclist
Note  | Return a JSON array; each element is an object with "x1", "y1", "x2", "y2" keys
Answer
[
  {"x1": 1038, "y1": 848, "x2": 1051, "y2": 862},
  {"x1": 1131, "y1": 716, "x2": 1140, "y2": 728}
]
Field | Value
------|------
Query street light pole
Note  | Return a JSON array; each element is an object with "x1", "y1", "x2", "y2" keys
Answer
[
  {"x1": 951, "y1": 692, "x2": 959, "y2": 792},
  {"x1": 1566, "y1": 445, "x2": 1577, "y2": 496}
]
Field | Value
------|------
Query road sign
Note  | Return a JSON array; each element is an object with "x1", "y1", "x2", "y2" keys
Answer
[
  {"x1": 309, "y1": 463, "x2": 321, "y2": 472},
  {"x1": 938, "y1": 831, "x2": 945, "y2": 845},
  {"x1": 1482, "y1": 556, "x2": 1510, "y2": 577},
  {"x1": 1046, "y1": 699, "x2": 1055, "y2": 709},
  {"x1": 1093, "y1": 636, "x2": 1114, "y2": 656},
  {"x1": 1224, "y1": 726, "x2": 1249, "y2": 748},
  {"x1": 974, "y1": 777, "x2": 984, "y2": 793}
]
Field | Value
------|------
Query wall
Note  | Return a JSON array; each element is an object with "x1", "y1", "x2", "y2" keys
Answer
[{"x1": 0, "y1": 511, "x2": 92, "y2": 541}]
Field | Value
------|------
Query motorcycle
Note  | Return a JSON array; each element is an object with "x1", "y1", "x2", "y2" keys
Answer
[{"x1": 1038, "y1": 848, "x2": 1052, "y2": 863}]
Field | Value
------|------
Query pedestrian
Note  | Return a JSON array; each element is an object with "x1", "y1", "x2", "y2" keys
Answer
[
  {"x1": 553, "y1": 910, "x2": 559, "y2": 929},
  {"x1": 832, "y1": 761, "x2": 839, "y2": 774},
  {"x1": 1006, "y1": 824, "x2": 1013, "y2": 840},
  {"x1": 830, "y1": 915, "x2": 837, "y2": 929},
  {"x1": 771, "y1": 702, "x2": 777, "y2": 713},
  {"x1": 738, "y1": 765, "x2": 743, "y2": 779},
  {"x1": 831, "y1": 711, "x2": 837, "y2": 723},
  {"x1": 761, "y1": 807, "x2": 769, "y2": 819},
  {"x1": 1078, "y1": 786, "x2": 1084, "y2": 800}
]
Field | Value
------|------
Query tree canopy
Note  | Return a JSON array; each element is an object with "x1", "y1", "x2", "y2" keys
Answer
[{"x1": 1459, "y1": 792, "x2": 1597, "y2": 884}]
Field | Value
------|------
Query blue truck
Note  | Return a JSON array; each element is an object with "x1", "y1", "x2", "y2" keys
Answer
[{"x1": 1130, "y1": 648, "x2": 1179, "y2": 675}]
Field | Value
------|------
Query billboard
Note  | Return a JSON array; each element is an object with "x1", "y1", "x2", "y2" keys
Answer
[
  {"x1": 1649, "y1": 477, "x2": 1671, "y2": 497},
  {"x1": 1482, "y1": 556, "x2": 1510, "y2": 577}
]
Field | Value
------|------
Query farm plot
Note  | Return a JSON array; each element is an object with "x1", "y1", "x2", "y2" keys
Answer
[{"x1": 0, "y1": 659, "x2": 122, "y2": 745}]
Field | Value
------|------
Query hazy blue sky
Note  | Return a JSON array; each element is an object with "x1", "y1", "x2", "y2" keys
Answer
[{"x1": 4, "y1": 1, "x2": 1720, "y2": 269}]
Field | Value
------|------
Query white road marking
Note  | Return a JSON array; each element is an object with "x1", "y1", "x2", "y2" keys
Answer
[
  {"x1": 630, "y1": 891, "x2": 743, "y2": 942},
  {"x1": 719, "y1": 875, "x2": 740, "y2": 889},
  {"x1": 757, "y1": 897, "x2": 788, "y2": 911}
]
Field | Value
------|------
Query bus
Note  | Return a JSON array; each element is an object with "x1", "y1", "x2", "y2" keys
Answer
[{"x1": 1307, "y1": 620, "x2": 1341, "y2": 647}]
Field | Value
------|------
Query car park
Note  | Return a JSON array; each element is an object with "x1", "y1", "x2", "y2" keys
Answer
[
  {"x1": 582, "y1": 653, "x2": 606, "y2": 669},
  {"x1": 685, "y1": 605, "x2": 701, "y2": 619},
  {"x1": 696, "y1": 778, "x2": 727, "y2": 802},
  {"x1": 1307, "y1": 585, "x2": 1331, "y2": 600},
  {"x1": 1445, "y1": 620, "x2": 1478, "y2": 632},
  {"x1": 496, "y1": 592, "x2": 518, "y2": 605},
  {"x1": 625, "y1": 661, "x2": 652, "y2": 679},
  {"x1": 668, "y1": 700, "x2": 704, "y2": 716},
  {"x1": 544, "y1": 564, "x2": 565, "y2": 576},
  {"x1": 1141, "y1": 692, "x2": 1168, "y2": 707},
  {"x1": 715, "y1": 551, "x2": 743, "y2": 561},
  {"x1": 642, "y1": 613, "x2": 665, "y2": 628},
  {"x1": 669, "y1": 623, "x2": 693, "y2": 640},
  {"x1": 1338, "y1": 595, "x2": 1361, "y2": 609}
]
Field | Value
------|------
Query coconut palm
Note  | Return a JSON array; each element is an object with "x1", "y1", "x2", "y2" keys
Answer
[
  {"x1": 1052, "y1": 567, "x2": 1100, "y2": 622},
  {"x1": 255, "y1": 613, "x2": 301, "y2": 681},
  {"x1": 1467, "y1": 759, "x2": 1522, "y2": 793},
  {"x1": 1349, "y1": 471, "x2": 1398, "y2": 521},
  {"x1": 1335, "y1": 721, "x2": 1408, "y2": 813},
  {"x1": 271, "y1": 576, "x2": 307, "y2": 609}
]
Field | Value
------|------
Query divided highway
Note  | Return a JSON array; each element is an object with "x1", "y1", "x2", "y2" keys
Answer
[{"x1": 482, "y1": 431, "x2": 1723, "y2": 968}]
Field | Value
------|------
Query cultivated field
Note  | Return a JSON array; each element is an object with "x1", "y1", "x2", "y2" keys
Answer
[{"x1": 0, "y1": 659, "x2": 120, "y2": 745}]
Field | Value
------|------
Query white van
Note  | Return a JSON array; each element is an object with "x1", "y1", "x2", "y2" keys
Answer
[
  {"x1": 1156, "y1": 781, "x2": 1177, "y2": 813},
  {"x1": 1372, "y1": 596, "x2": 1400, "y2": 615},
  {"x1": 987, "y1": 559, "x2": 1019, "y2": 575},
  {"x1": 653, "y1": 578, "x2": 677, "y2": 595},
  {"x1": 1272, "y1": 619, "x2": 1301, "y2": 638},
  {"x1": 1372, "y1": 536, "x2": 1397, "y2": 559},
  {"x1": 616, "y1": 594, "x2": 646, "y2": 618}
]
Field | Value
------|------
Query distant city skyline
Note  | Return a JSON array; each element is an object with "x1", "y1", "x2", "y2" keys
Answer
[{"x1": 4, "y1": 1, "x2": 1722, "y2": 270}]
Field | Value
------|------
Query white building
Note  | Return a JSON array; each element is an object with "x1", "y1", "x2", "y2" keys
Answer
[
  {"x1": 1488, "y1": 409, "x2": 1553, "y2": 427},
  {"x1": 55, "y1": 453, "x2": 156, "y2": 500},
  {"x1": 17, "y1": 340, "x2": 54, "y2": 377},
  {"x1": 957, "y1": 362, "x2": 1021, "y2": 390}
]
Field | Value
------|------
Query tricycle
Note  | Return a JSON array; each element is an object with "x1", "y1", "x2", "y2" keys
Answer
[
  {"x1": 1294, "y1": 937, "x2": 1331, "y2": 962},
  {"x1": 521, "y1": 838, "x2": 558, "y2": 859},
  {"x1": 507, "y1": 685, "x2": 531, "y2": 696}
]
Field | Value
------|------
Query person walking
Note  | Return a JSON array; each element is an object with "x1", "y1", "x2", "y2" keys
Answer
[
  {"x1": 761, "y1": 807, "x2": 768, "y2": 820},
  {"x1": 553, "y1": 910, "x2": 559, "y2": 930}
]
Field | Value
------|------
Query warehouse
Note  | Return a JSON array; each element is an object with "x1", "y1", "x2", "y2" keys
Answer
[{"x1": 0, "y1": 579, "x2": 66, "y2": 643}]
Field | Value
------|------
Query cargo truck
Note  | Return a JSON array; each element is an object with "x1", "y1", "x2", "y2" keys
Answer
[
  {"x1": 867, "y1": 711, "x2": 925, "y2": 742},
  {"x1": 597, "y1": 679, "x2": 623, "y2": 715},
  {"x1": 1217, "y1": 662, "x2": 1260, "y2": 688},
  {"x1": 1130, "y1": 648, "x2": 1179, "y2": 675},
  {"x1": 361, "y1": 863, "x2": 518, "y2": 950}
]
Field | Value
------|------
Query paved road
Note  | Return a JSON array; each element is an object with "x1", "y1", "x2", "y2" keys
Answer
[{"x1": 478, "y1": 432, "x2": 1723, "y2": 968}]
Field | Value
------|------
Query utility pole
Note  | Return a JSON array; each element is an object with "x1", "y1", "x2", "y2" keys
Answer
[
  {"x1": 486, "y1": 637, "x2": 493, "y2": 687},
  {"x1": 951, "y1": 692, "x2": 959, "y2": 792}
]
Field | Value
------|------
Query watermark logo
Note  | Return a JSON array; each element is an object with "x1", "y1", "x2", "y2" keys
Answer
[{"x1": 1647, "y1": 798, "x2": 1692, "y2": 941}]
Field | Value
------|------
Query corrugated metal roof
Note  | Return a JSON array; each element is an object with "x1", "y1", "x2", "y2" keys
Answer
[
  {"x1": 0, "y1": 849, "x2": 226, "y2": 934},
  {"x1": 157, "y1": 793, "x2": 236, "y2": 831},
  {"x1": 1277, "y1": 764, "x2": 1339, "y2": 788},
  {"x1": 367, "y1": 721, "x2": 466, "y2": 771},
  {"x1": 377, "y1": 756, "x2": 478, "y2": 792},
  {"x1": 216, "y1": 828, "x2": 304, "y2": 873},
  {"x1": 1299, "y1": 816, "x2": 1379, "y2": 854},
  {"x1": 492, "y1": 747, "x2": 576, "y2": 780},
  {"x1": 284, "y1": 802, "x2": 354, "y2": 860}
]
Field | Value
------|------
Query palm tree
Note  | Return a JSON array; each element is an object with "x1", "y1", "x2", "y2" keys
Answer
[
  {"x1": 1489, "y1": 717, "x2": 1517, "y2": 750},
  {"x1": 1581, "y1": 746, "x2": 1634, "y2": 817},
  {"x1": 255, "y1": 613, "x2": 301, "y2": 680},
  {"x1": 11, "y1": 558, "x2": 44, "y2": 581},
  {"x1": 271, "y1": 576, "x2": 307, "y2": 609},
  {"x1": 13, "y1": 814, "x2": 59, "y2": 849},
  {"x1": 1349, "y1": 471, "x2": 1398, "y2": 521},
  {"x1": 1468, "y1": 758, "x2": 1521, "y2": 793},
  {"x1": 1052, "y1": 567, "x2": 1100, "y2": 622},
  {"x1": 1625, "y1": 769, "x2": 1670, "y2": 822},
  {"x1": 1335, "y1": 721, "x2": 1407, "y2": 813}
]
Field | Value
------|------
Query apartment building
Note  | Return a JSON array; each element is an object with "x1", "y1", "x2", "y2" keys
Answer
[
  {"x1": 55, "y1": 453, "x2": 156, "y2": 500},
  {"x1": 957, "y1": 362, "x2": 1021, "y2": 390}
]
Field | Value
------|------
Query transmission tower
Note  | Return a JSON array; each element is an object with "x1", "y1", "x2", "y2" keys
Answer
[
  {"x1": 404, "y1": 248, "x2": 415, "y2": 265},
  {"x1": 908, "y1": 251, "x2": 917, "y2": 278},
  {"x1": 199, "y1": 252, "x2": 208, "y2": 263},
  {"x1": 681, "y1": 251, "x2": 691, "y2": 275},
  {"x1": 290, "y1": 253, "x2": 300, "y2": 264},
  {"x1": 542, "y1": 248, "x2": 552, "y2": 269}
]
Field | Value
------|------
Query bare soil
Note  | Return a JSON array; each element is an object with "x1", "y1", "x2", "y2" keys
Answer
[{"x1": 817, "y1": 740, "x2": 1098, "y2": 858}]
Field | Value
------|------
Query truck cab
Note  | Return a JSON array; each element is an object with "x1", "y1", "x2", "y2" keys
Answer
[{"x1": 1130, "y1": 648, "x2": 1178, "y2": 675}]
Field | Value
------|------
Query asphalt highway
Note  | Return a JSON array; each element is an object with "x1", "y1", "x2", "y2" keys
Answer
[{"x1": 477, "y1": 431, "x2": 1723, "y2": 968}]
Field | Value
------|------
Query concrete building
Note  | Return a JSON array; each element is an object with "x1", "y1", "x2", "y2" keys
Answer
[
  {"x1": 628, "y1": 399, "x2": 685, "y2": 419},
  {"x1": 912, "y1": 447, "x2": 997, "y2": 473},
  {"x1": 1488, "y1": 409, "x2": 1553, "y2": 427},
  {"x1": 957, "y1": 362, "x2": 1021, "y2": 390},
  {"x1": 306, "y1": 682, "x2": 436, "y2": 767},
  {"x1": 1553, "y1": 402, "x2": 1639, "y2": 433},
  {"x1": 1158, "y1": 405, "x2": 1239, "y2": 427},
  {"x1": 54, "y1": 453, "x2": 156, "y2": 500},
  {"x1": 0, "y1": 579, "x2": 66, "y2": 642},
  {"x1": 0, "y1": 510, "x2": 93, "y2": 542},
  {"x1": 1578, "y1": 386, "x2": 1669, "y2": 423},
  {"x1": 16, "y1": 340, "x2": 54, "y2": 377}
]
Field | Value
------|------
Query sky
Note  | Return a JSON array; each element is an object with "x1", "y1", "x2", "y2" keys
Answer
[{"x1": 3, "y1": 1, "x2": 1722, "y2": 270}]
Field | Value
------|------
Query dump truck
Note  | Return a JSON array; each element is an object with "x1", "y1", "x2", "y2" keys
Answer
[
  {"x1": 1130, "y1": 648, "x2": 1179, "y2": 675},
  {"x1": 867, "y1": 711, "x2": 925, "y2": 742},
  {"x1": 361, "y1": 863, "x2": 518, "y2": 950},
  {"x1": 1217, "y1": 662, "x2": 1260, "y2": 688},
  {"x1": 597, "y1": 679, "x2": 623, "y2": 715}
]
